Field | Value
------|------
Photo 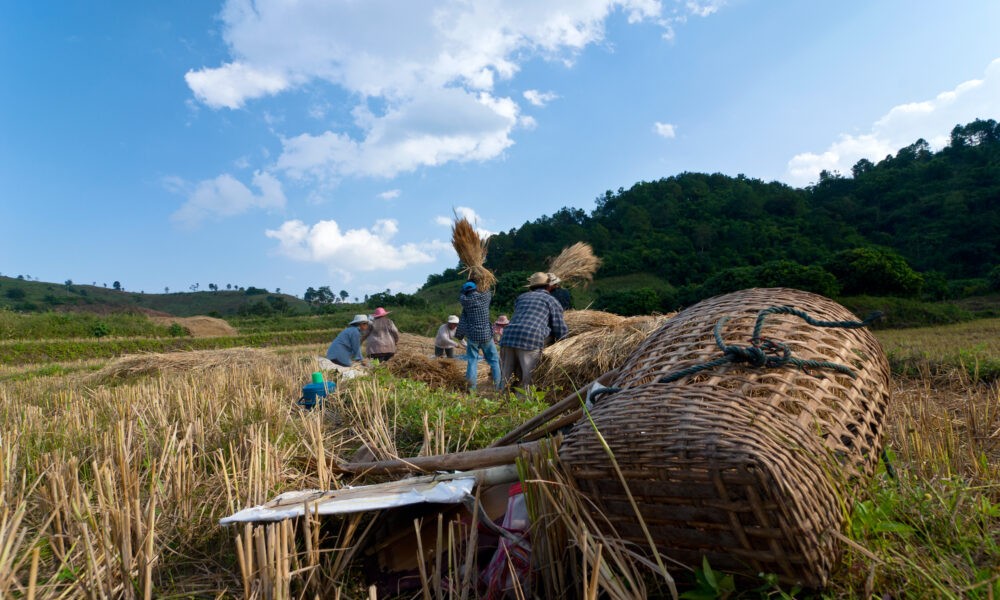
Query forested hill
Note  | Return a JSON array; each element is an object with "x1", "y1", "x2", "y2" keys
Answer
[{"x1": 428, "y1": 119, "x2": 999, "y2": 303}]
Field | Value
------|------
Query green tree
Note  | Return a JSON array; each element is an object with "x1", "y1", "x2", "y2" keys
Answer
[{"x1": 825, "y1": 247, "x2": 924, "y2": 297}]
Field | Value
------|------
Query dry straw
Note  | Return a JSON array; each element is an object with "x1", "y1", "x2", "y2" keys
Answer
[
  {"x1": 547, "y1": 242, "x2": 602, "y2": 288},
  {"x1": 535, "y1": 310, "x2": 675, "y2": 392},
  {"x1": 451, "y1": 216, "x2": 496, "y2": 290},
  {"x1": 149, "y1": 315, "x2": 238, "y2": 337},
  {"x1": 87, "y1": 347, "x2": 272, "y2": 383}
]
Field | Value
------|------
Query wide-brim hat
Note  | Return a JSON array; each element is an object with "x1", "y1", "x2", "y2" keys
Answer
[
  {"x1": 447, "y1": 315, "x2": 460, "y2": 324},
  {"x1": 371, "y1": 307, "x2": 390, "y2": 318},
  {"x1": 348, "y1": 314, "x2": 369, "y2": 326},
  {"x1": 526, "y1": 272, "x2": 549, "y2": 288},
  {"x1": 547, "y1": 272, "x2": 561, "y2": 285},
  {"x1": 495, "y1": 315, "x2": 510, "y2": 325}
]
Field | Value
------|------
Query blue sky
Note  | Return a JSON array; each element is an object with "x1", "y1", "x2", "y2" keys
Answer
[{"x1": 2, "y1": 1, "x2": 999, "y2": 299}]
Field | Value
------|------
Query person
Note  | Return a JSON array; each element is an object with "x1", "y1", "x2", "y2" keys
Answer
[
  {"x1": 326, "y1": 314, "x2": 370, "y2": 367},
  {"x1": 499, "y1": 272, "x2": 569, "y2": 393},
  {"x1": 492, "y1": 314, "x2": 510, "y2": 343},
  {"x1": 456, "y1": 281, "x2": 501, "y2": 391},
  {"x1": 366, "y1": 307, "x2": 399, "y2": 362},
  {"x1": 547, "y1": 273, "x2": 572, "y2": 310},
  {"x1": 435, "y1": 315, "x2": 465, "y2": 358}
]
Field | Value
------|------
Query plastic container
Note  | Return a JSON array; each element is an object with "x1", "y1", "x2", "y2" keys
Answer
[
  {"x1": 298, "y1": 381, "x2": 336, "y2": 409},
  {"x1": 311, "y1": 371, "x2": 325, "y2": 384}
]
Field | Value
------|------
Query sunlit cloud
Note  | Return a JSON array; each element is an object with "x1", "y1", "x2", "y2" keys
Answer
[
  {"x1": 170, "y1": 171, "x2": 286, "y2": 229},
  {"x1": 265, "y1": 218, "x2": 441, "y2": 279},
  {"x1": 653, "y1": 121, "x2": 676, "y2": 138},
  {"x1": 786, "y1": 57, "x2": 1000, "y2": 185},
  {"x1": 184, "y1": 1, "x2": 724, "y2": 181}
]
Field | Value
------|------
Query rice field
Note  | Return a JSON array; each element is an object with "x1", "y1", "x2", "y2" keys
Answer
[{"x1": 0, "y1": 321, "x2": 997, "y2": 598}]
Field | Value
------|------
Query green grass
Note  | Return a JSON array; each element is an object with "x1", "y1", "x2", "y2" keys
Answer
[
  {"x1": 875, "y1": 318, "x2": 1000, "y2": 380},
  {"x1": 0, "y1": 330, "x2": 336, "y2": 364}
]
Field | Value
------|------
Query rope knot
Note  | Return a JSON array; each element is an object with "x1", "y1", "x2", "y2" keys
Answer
[{"x1": 723, "y1": 344, "x2": 767, "y2": 367}]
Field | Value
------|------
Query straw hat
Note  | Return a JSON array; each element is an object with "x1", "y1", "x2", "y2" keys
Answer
[
  {"x1": 547, "y1": 273, "x2": 562, "y2": 286},
  {"x1": 348, "y1": 314, "x2": 369, "y2": 326},
  {"x1": 526, "y1": 272, "x2": 550, "y2": 288},
  {"x1": 371, "y1": 307, "x2": 390, "y2": 318},
  {"x1": 447, "y1": 315, "x2": 460, "y2": 324}
]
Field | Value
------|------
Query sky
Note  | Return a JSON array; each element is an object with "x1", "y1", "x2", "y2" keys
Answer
[{"x1": 2, "y1": 1, "x2": 999, "y2": 300}]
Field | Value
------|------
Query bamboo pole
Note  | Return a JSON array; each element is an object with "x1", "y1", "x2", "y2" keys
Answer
[
  {"x1": 337, "y1": 443, "x2": 540, "y2": 475},
  {"x1": 490, "y1": 371, "x2": 616, "y2": 448}
]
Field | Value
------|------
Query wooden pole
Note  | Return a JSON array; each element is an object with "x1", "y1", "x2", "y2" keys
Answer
[
  {"x1": 490, "y1": 370, "x2": 616, "y2": 448},
  {"x1": 337, "y1": 442, "x2": 540, "y2": 475}
]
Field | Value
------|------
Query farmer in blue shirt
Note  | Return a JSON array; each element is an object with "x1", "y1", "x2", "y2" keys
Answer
[
  {"x1": 499, "y1": 272, "x2": 569, "y2": 393},
  {"x1": 326, "y1": 314, "x2": 370, "y2": 367},
  {"x1": 456, "y1": 281, "x2": 501, "y2": 391}
]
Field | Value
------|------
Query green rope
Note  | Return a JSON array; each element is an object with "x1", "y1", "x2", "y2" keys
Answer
[{"x1": 656, "y1": 306, "x2": 883, "y2": 385}]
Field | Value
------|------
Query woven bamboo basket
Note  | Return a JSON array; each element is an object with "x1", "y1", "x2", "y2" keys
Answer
[{"x1": 558, "y1": 288, "x2": 891, "y2": 587}]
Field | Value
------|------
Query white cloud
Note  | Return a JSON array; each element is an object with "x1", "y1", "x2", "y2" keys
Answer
[
  {"x1": 265, "y1": 218, "x2": 439, "y2": 276},
  {"x1": 186, "y1": 1, "x2": 702, "y2": 180},
  {"x1": 653, "y1": 121, "x2": 676, "y2": 138},
  {"x1": 170, "y1": 170, "x2": 286, "y2": 228},
  {"x1": 523, "y1": 89, "x2": 559, "y2": 107},
  {"x1": 184, "y1": 62, "x2": 290, "y2": 109},
  {"x1": 275, "y1": 88, "x2": 518, "y2": 180},
  {"x1": 787, "y1": 57, "x2": 1000, "y2": 185},
  {"x1": 378, "y1": 189, "x2": 401, "y2": 200}
]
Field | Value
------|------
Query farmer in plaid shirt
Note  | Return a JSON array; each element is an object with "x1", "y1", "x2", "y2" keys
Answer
[
  {"x1": 456, "y1": 280, "x2": 502, "y2": 391},
  {"x1": 499, "y1": 272, "x2": 569, "y2": 393}
]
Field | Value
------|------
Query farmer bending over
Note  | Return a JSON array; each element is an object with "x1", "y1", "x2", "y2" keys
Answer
[
  {"x1": 499, "y1": 272, "x2": 569, "y2": 393},
  {"x1": 326, "y1": 314, "x2": 370, "y2": 367}
]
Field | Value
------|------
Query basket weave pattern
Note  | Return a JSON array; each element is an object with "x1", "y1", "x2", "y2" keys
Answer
[{"x1": 559, "y1": 288, "x2": 891, "y2": 586}]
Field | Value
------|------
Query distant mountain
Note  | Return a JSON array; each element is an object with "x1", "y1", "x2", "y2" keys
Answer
[{"x1": 0, "y1": 276, "x2": 312, "y2": 317}]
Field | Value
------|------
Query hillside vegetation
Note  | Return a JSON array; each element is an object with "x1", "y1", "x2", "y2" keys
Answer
[{"x1": 424, "y1": 119, "x2": 1000, "y2": 316}]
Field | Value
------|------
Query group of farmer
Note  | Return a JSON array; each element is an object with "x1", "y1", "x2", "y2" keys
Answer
[{"x1": 324, "y1": 272, "x2": 569, "y2": 394}]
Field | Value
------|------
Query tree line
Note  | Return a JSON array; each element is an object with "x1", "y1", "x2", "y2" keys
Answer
[{"x1": 423, "y1": 119, "x2": 1000, "y2": 313}]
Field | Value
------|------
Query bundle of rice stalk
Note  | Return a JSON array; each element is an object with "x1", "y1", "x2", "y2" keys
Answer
[
  {"x1": 535, "y1": 314, "x2": 674, "y2": 392},
  {"x1": 385, "y1": 349, "x2": 469, "y2": 392},
  {"x1": 561, "y1": 309, "x2": 625, "y2": 338},
  {"x1": 451, "y1": 216, "x2": 496, "y2": 290},
  {"x1": 547, "y1": 242, "x2": 602, "y2": 288},
  {"x1": 88, "y1": 347, "x2": 273, "y2": 383}
]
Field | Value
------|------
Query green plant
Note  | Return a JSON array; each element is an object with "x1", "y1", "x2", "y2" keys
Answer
[
  {"x1": 680, "y1": 557, "x2": 735, "y2": 599},
  {"x1": 167, "y1": 322, "x2": 190, "y2": 337},
  {"x1": 91, "y1": 321, "x2": 110, "y2": 337}
]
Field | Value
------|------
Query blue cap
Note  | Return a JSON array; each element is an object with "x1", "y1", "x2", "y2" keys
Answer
[{"x1": 462, "y1": 281, "x2": 477, "y2": 292}]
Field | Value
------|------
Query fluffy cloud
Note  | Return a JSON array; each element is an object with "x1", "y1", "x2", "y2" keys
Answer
[
  {"x1": 523, "y1": 89, "x2": 559, "y2": 107},
  {"x1": 185, "y1": 1, "x2": 724, "y2": 180},
  {"x1": 378, "y1": 189, "x2": 401, "y2": 200},
  {"x1": 275, "y1": 88, "x2": 518, "y2": 180},
  {"x1": 265, "y1": 218, "x2": 440, "y2": 276},
  {"x1": 653, "y1": 121, "x2": 676, "y2": 138},
  {"x1": 185, "y1": 62, "x2": 290, "y2": 109},
  {"x1": 170, "y1": 171, "x2": 286, "y2": 228},
  {"x1": 787, "y1": 57, "x2": 1000, "y2": 185}
]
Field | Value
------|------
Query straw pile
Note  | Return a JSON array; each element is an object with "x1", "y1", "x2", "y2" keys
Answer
[
  {"x1": 534, "y1": 311, "x2": 675, "y2": 392},
  {"x1": 150, "y1": 315, "x2": 238, "y2": 337},
  {"x1": 88, "y1": 347, "x2": 271, "y2": 383},
  {"x1": 547, "y1": 242, "x2": 602, "y2": 288},
  {"x1": 451, "y1": 216, "x2": 496, "y2": 290},
  {"x1": 385, "y1": 333, "x2": 496, "y2": 391},
  {"x1": 384, "y1": 352, "x2": 468, "y2": 391}
]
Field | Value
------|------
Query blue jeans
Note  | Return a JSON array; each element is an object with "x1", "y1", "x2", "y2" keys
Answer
[{"x1": 465, "y1": 339, "x2": 501, "y2": 390}]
